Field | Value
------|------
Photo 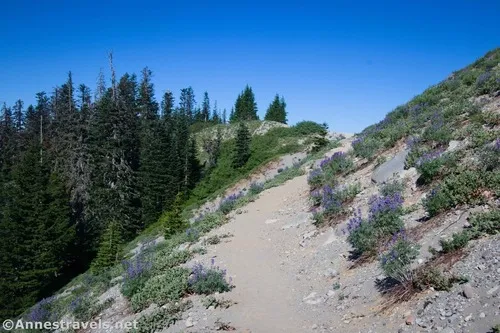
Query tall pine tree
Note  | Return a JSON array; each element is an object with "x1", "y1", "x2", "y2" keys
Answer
[
  {"x1": 233, "y1": 122, "x2": 251, "y2": 168},
  {"x1": 233, "y1": 85, "x2": 258, "y2": 121},
  {"x1": 264, "y1": 94, "x2": 287, "y2": 124}
]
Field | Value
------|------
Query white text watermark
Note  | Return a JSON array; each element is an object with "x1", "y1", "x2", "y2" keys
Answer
[{"x1": 2, "y1": 319, "x2": 138, "y2": 331}]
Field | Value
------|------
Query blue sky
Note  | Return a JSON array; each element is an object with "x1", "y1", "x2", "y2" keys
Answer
[{"x1": 1, "y1": 1, "x2": 499, "y2": 133}]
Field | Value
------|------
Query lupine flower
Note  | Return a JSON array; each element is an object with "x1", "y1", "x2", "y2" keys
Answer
[
  {"x1": 310, "y1": 189, "x2": 322, "y2": 205},
  {"x1": 346, "y1": 208, "x2": 363, "y2": 233},
  {"x1": 415, "y1": 149, "x2": 444, "y2": 167},
  {"x1": 476, "y1": 72, "x2": 491, "y2": 85},
  {"x1": 122, "y1": 253, "x2": 152, "y2": 280},
  {"x1": 321, "y1": 185, "x2": 342, "y2": 213},
  {"x1": 494, "y1": 138, "x2": 500, "y2": 151},
  {"x1": 368, "y1": 193, "x2": 403, "y2": 218},
  {"x1": 352, "y1": 137, "x2": 364, "y2": 148},
  {"x1": 405, "y1": 136, "x2": 420, "y2": 150},
  {"x1": 308, "y1": 168, "x2": 323, "y2": 183},
  {"x1": 27, "y1": 296, "x2": 55, "y2": 322}
]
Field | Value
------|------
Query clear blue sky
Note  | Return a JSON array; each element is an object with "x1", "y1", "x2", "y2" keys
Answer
[{"x1": 1, "y1": 0, "x2": 499, "y2": 133}]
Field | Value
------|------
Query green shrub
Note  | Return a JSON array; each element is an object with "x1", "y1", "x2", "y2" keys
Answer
[
  {"x1": 347, "y1": 194, "x2": 405, "y2": 255},
  {"x1": 293, "y1": 121, "x2": 327, "y2": 135},
  {"x1": 152, "y1": 250, "x2": 193, "y2": 275},
  {"x1": 424, "y1": 169, "x2": 500, "y2": 216},
  {"x1": 194, "y1": 212, "x2": 226, "y2": 234},
  {"x1": 307, "y1": 168, "x2": 324, "y2": 189},
  {"x1": 415, "y1": 151, "x2": 445, "y2": 184},
  {"x1": 439, "y1": 231, "x2": 471, "y2": 253},
  {"x1": 479, "y1": 140, "x2": 500, "y2": 171},
  {"x1": 131, "y1": 301, "x2": 192, "y2": 333},
  {"x1": 347, "y1": 220, "x2": 377, "y2": 255},
  {"x1": 320, "y1": 152, "x2": 354, "y2": 185},
  {"x1": 470, "y1": 125, "x2": 497, "y2": 148},
  {"x1": 413, "y1": 267, "x2": 454, "y2": 291},
  {"x1": 248, "y1": 182, "x2": 264, "y2": 195},
  {"x1": 380, "y1": 179, "x2": 405, "y2": 197},
  {"x1": 380, "y1": 235, "x2": 419, "y2": 283},
  {"x1": 131, "y1": 267, "x2": 189, "y2": 312},
  {"x1": 203, "y1": 235, "x2": 221, "y2": 245},
  {"x1": 312, "y1": 211, "x2": 324, "y2": 226},
  {"x1": 375, "y1": 155, "x2": 387, "y2": 167},
  {"x1": 122, "y1": 274, "x2": 150, "y2": 300},
  {"x1": 201, "y1": 296, "x2": 235, "y2": 309},
  {"x1": 351, "y1": 137, "x2": 380, "y2": 160},
  {"x1": 188, "y1": 263, "x2": 232, "y2": 295},
  {"x1": 72, "y1": 297, "x2": 114, "y2": 322},
  {"x1": 263, "y1": 164, "x2": 305, "y2": 189},
  {"x1": 469, "y1": 209, "x2": 500, "y2": 235}
]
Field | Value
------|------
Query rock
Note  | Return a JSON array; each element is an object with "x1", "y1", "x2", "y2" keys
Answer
[
  {"x1": 416, "y1": 318, "x2": 427, "y2": 328},
  {"x1": 265, "y1": 219, "x2": 278, "y2": 224},
  {"x1": 487, "y1": 285, "x2": 499, "y2": 295},
  {"x1": 405, "y1": 314, "x2": 415, "y2": 325},
  {"x1": 440, "y1": 328, "x2": 455, "y2": 333},
  {"x1": 177, "y1": 242, "x2": 190, "y2": 252},
  {"x1": 302, "y1": 230, "x2": 318, "y2": 241},
  {"x1": 464, "y1": 314, "x2": 472, "y2": 322},
  {"x1": 311, "y1": 324, "x2": 318, "y2": 330},
  {"x1": 236, "y1": 209, "x2": 243, "y2": 215},
  {"x1": 305, "y1": 298, "x2": 324, "y2": 305},
  {"x1": 326, "y1": 290, "x2": 336, "y2": 297},
  {"x1": 371, "y1": 150, "x2": 409, "y2": 183},
  {"x1": 303, "y1": 292, "x2": 317, "y2": 300},
  {"x1": 185, "y1": 317, "x2": 195, "y2": 327},
  {"x1": 462, "y1": 284, "x2": 475, "y2": 299},
  {"x1": 479, "y1": 312, "x2": 486, "y2": 318},
  {"x1": 447, "y1": 140, "x2": 462, "y2": 152},
  {"x1": 324, "y1": 268, "x2": 339, "y2": 278}
]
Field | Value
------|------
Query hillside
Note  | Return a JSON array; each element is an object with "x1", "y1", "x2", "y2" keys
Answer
[{"x1": 12, "y1": 48, "x2": 500, "y2": 333}]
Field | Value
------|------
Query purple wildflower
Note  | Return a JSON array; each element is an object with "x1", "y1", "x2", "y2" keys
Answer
[
  {"x1": 405, "y1": 136, "x2": 420, "y2": 150},
  {"x1": 494, "y1": 138, "x2": 500, "y2": 151},
  {"x1": 415, "y1": 149, "x2": 444, "y2": 167},
  {"x1": 352, "y1": 137, "x2": 364, "y2": 148},
  {"x1": 346, "y1": 208, "x2": 363, "y2": 233},
  {"x1": 321, "y1": 185, "x2": 342, "y2": 213},
  {"x1": 27, "y1": 296, "x2": 55, "y2": 322},
  {"x1": 122, "y1": 253, "x2": 152, "y2": 280},
  {"x1": 368, "y1": 193, "x2": 403, "y2": 218}
]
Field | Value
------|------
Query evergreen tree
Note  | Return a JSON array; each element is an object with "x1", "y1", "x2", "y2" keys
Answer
[
  {"x1": 222, "y1": 108, "x2": 227, "y2": 124},
  {"x1": 162, "y1": 193, "x2": 186, "y2": 237},
  {"x1": 179, "y1": 87, "x2": 196, "y2": 122},
  {"x1": 233, "y1": 85, "x2": 258, "y2": 121},
  {"x1": 13, "y1": 99, "x2": 24, "y2": 133},
  {"x1": 0, "y1": 144, "x2": 74, "y2": 319},
  {"x1": 229, "y1": 107, "x2": 235, "y2": 123},
  {"x1": 264, "y1": 94, "x2": 287, "y2": 124},
  {"x1": 91, "y1": 220, "x2": 122, "y2": 272},
  {"x1": 161, "y1": 90, "x2": 175, "y2": 119},
  {"x1": 201, "y1": 91, "x2": 210, "y2": 122},
  {"x1": 233, "y1": 122, "x2": 251, "y2": 168},
  {"x1": 211, "y1": 100, "x2": 220, "y2": 123},
  {"x1": 138, "y1": 68, "x2": 171, "y2": 226}
]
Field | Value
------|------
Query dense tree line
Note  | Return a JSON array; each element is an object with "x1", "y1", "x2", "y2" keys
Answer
[
  {"x1": 0, "y1": 61, "x2": 288, "y2": 319},
  {"x1": 0, "y1": 65, "x2": 235, "y2": 320}
]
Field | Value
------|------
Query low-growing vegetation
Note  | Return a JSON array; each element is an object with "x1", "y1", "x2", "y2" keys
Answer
[
  {"x1": 346, "y1": 193, "x2": 405, "y2": 256},
  {"x1": 188, "y1": 260, "x2": 232, "y2": 295}
]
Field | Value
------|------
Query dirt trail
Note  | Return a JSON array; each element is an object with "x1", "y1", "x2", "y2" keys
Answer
[{"x1": 167, "y1": 140, "x2": 376, "y2": 333}]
